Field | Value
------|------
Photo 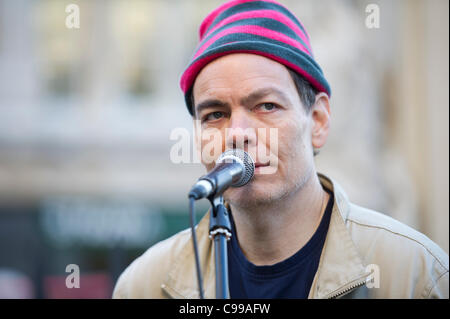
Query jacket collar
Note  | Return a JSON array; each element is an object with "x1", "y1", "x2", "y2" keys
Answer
[
  {"x1": 308, "y1": 173, "x2": 369, "y2": 298},
  {"x1": 162, "y1": 173, "x2": 370, "y2": 299}
]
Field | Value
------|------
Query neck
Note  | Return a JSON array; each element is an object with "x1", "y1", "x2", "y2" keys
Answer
[{"x1": 229, "y1": 172, "x2": 329, "y2": 266}]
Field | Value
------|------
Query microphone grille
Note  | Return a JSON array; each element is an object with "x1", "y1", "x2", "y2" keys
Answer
[{"x1": 218, "y1": 149, "x2": 255, "y2": 187}]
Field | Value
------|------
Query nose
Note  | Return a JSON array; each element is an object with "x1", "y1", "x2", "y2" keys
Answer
[{"x1": 225, "y1": 108, "x2": 257, "y2": 151}]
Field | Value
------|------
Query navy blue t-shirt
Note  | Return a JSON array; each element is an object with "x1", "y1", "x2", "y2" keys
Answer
[{"x1": 228, "y1": 189, "x2": 334, "y2": 299}]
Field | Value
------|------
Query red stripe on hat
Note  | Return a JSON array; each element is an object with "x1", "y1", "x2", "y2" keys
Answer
[
  {"x1": 198, "y1": 0, "x2": 282, "y2": 39},
  {"x1": 180, "y1": 50, "x2": 328, "y2": 96},
  {"x1": 194, "y1": 25, "x2": 311, "y2": 60},
  {"x1": 201, "y1": 9, "x2": 312, "y2": 54}
]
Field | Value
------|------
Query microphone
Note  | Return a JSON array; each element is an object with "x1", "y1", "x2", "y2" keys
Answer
[{"x1": 188, "y1": 149, "x2": 255, "y2": 200}]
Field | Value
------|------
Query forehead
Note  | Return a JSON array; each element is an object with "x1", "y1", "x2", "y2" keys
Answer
[{"x1": 192, "y1": 53, "x2": 296, "y2": 100}]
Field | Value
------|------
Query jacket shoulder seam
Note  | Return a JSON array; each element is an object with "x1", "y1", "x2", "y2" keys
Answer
[{"x1": 347, "y1": 218, "x2": 449, "y2": 272}]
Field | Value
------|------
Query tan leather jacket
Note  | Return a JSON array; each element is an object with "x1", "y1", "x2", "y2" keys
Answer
[{"x1": 113, "y1": 173, "x2": 449, "y2": 299}]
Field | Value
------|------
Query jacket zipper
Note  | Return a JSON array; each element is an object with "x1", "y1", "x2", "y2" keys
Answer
[{"x1": 327, "y1": 280, "x2": 366, "y2": 299}]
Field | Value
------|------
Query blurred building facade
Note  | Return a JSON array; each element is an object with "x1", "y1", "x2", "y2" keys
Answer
[{"x1": 0, "y1": 0, "x2": 448, "y2": 298}]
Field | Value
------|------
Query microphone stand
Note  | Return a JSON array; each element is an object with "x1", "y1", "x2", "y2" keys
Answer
[{"x1": 207, "y1": 195, "x2": 231, "y2": 299}]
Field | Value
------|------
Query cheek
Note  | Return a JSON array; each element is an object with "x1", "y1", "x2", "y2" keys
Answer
[
  {"x1": 276, "y1": 118, "x2": 310, "y2": 163},
  {"x1": 199, "y1": 129, "x2": 226, "y2": 170}
]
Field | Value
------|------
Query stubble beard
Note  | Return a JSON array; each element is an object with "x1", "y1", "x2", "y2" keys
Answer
[{"x1": 224, "y1": 163, "x2": 314, "y2": 210}]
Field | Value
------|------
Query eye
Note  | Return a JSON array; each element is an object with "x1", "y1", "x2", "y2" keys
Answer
[
  {"x1": 256, "y1": 103, "x2": 278, "y2": 112},
  {"x1": 203, "y1": 111, "x2": 225, "y2": 123}
]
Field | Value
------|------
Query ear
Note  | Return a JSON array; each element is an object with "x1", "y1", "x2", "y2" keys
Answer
[{"x1": 310, "y1": 92, "x2": 331, "y2": 150}]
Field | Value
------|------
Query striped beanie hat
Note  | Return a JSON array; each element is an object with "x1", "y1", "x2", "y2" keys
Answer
[{"x1": 180, "y1": 0, "x2": 331, "y2": 115}]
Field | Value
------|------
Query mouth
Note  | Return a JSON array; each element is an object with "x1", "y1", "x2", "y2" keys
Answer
[{"x1": 254, "y1": 162, "x2": 270, "y2": 168}]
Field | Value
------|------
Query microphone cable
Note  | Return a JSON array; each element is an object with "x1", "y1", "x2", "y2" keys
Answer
[{"x1": 189, "y1": 196, "x2": 205, "y2": 299}]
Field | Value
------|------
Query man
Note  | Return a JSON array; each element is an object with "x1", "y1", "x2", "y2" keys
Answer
[{"x1": 113, "y1": 0, "x2": 448, "y2": 298}]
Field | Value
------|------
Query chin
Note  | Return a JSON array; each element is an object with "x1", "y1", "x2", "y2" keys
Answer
[{"x1": 223, "y1": 179, "x2": 285, "y2": 208}]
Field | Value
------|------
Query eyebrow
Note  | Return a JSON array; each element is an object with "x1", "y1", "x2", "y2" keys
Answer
[
  {"x1": 194, "y1": 87, "x2": 291, "y2": 116},
  {"x1": 240, "y1": 87, "x2": 290, "y2": 107},
  {"x1": 195, "y1": 99, "x2": 230, "y2": 117}
]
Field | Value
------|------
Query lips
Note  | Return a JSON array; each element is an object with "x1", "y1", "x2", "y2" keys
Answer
[{"x1": 254, "y1": 162, "x2": 270, "y2": 168}]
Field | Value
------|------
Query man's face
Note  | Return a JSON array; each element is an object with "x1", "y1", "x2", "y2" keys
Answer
[{"x1": 192, "y1": 53, "x2": 318, "y2": 208}]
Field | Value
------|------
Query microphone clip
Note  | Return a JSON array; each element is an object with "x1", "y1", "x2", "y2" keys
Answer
[{"x1": 208, "y1": 196, "x2": 232, "y2": 241}]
